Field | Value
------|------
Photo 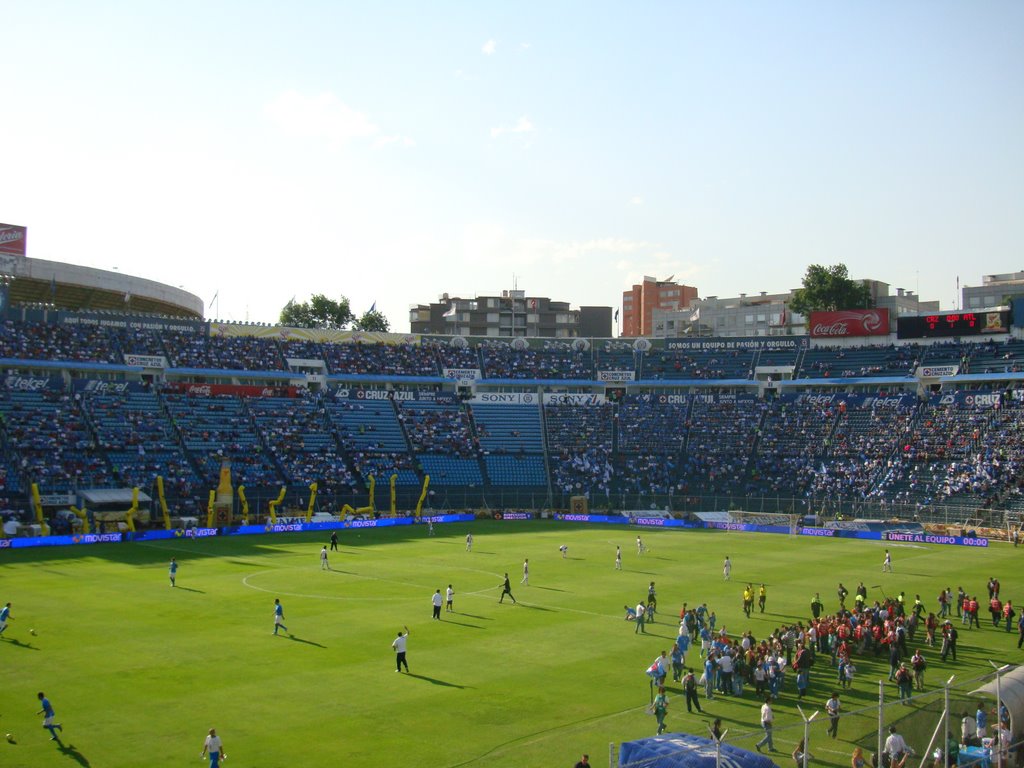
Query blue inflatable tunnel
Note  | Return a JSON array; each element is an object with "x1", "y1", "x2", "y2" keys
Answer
[{"x1": 619, "y1": 734, "x2": 780, "y2": 768}]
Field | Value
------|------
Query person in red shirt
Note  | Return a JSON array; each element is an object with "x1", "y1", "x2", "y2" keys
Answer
[
  {"x1": 989, "y1": 597, "x2": 1003, "y2": 628},
  {"x1": 967, "y1": 597, "x2": 980, "y2": 629}
]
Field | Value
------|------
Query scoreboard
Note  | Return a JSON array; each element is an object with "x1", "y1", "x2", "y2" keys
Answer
[{"x1": 897, "y1": 310, "x2": 1010, "y2": 339}]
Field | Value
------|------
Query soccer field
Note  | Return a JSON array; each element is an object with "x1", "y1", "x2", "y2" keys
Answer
[{"x1": 1, "y1": 521, "x2": 1018, "y2": 768}]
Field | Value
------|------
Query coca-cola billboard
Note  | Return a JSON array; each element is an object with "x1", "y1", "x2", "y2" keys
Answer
[
  {"x1": 0, "y1": 223, "x2": 27, "y2": 257},
  {"x1": 809, "y1": 309, "x2": 889, "y2": 338},
  {"x1": 164, "y1": 382, "x2": 300, "y2": 398}
]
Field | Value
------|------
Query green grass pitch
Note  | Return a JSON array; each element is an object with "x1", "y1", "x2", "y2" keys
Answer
[{"x1": 1, "y1": 521, "x2": 1019, "y2": 767}]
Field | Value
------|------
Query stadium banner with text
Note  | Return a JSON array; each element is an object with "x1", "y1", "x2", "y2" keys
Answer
[
  {"x1": 932, "y1": 390, "x2": 1001, "y2": 408},
  {"x1": 57, "y1": 311, "x2": 207, "y2": 335},
  {"x1": 0, "y1": 222, "x2": 27, "y2": 257},
  {"x1": 915, "y1": 365, "x2": 959, "y2": 378},
  {"x1": 442, "y1": 367, "x2": 482, "y2": 385},
  {"x1": 541, "y1": 393, "x2": 607, "y2": 406},
  {"x1": 792, "y1": 392, "x2": 917, "y2": 409},
  {"x1": 2, "y1": 532, "x2": 124, "y2": 549},
  {"x1": 692, "y1": 392, "x2": 760, "y2": 404},
  {"x1": 808, "y1": 309, "x2": 890, "y2": 338},
  {"x1": 597, "y1": 370, "x2": 636, "y2": 382},
  {"x1": 3, "y1": 374, "x2": 63, "y2": 391},
  {"x1": 469, "y1": 392, "x2": 539, "y2": 405},
  {"x1": 210, "y1": 322, "x2": 421, "y2": 346},
  {"x1": 123, "y1": 354, "x2": 168, "y2": 369},
  {"x1": 163, "y1": 382, "x2": 301, "y2": 398},
  {"x1": 554, "y1": 513, "x2": 636, "y2": 525},
  {"x1": 493, "y1": 511, "x2": 534, "y2": 520},
  {"x1": 666, "y1": 336, "x2": 809, "y2": 351},
  {"x1": 336, "y1": 388, "x2": 455, "y2": 403},
  {"x1": 882, "y1": 530, "x2": 988, "y2": 547},
  {"x1": 72, "y1": 380, "x2": 150, "y2": 394}
]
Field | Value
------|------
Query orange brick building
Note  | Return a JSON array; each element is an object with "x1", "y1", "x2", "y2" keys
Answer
[{"x1": 621, "y1": 276, "x2": 698, "y2": 337}]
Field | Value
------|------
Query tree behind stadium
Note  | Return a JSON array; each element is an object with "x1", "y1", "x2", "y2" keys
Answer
[
  {"x1": 788, "y1": 264, "x2": 873, "y2": 314},
  {"x1": 279, "y1": 295, "x2": 390, "y2": 331}
]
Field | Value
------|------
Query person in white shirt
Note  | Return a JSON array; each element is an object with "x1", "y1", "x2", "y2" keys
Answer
[
  {"x1": 431, "y1": 589, "x2": 443, "y2": 620},
  {"x1": 615, "y1": 546, "x2": 622, "y2": 570},
  {"x1": 884, "y1": 725, "x2": 914, "y2": 768},
  {"x1": 392, "y1": 626, "x2": 410, "y2": 672},
  {"x1": 723, "y1": 556, "x2": 732, "y2": 580},
  {"x1": 445, "y1": 584, "x2": 454, "y2": 613},
  {"x1": 466, "y1": 533, "x2": 473, "y2": 551},
  {"x1": 521, "y1": 559, "x2": 529, "y2": 585},
  {"x1": 826, "y1": 692, "x2": 841, "y2": 738},
  {"x1": 201, "y1": 728, "x2": 226, "y2": 768},
  {"x1": 755, "y1": 697, "x2": 774, "y2": 751},
  {"x1": 961, "y1": 711, "x2": 978, "y2": 746},
  {"x1": 320, "y1": 546, "x2": 329, "y2": 570}
]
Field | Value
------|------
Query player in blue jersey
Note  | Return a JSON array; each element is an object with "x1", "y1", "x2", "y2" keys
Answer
[
  {"x1": 37, "y1": 692, "x2": 63, "y2": 740},
  {"x1": 0, "y1": 601, "x2": 12, "y2": 637},
  {"x1": 273, "y1": 598, "x2": 288, "y2": 635},
  {"x1": 169, "y1": 558, "x2": 178, "y2": 587}
]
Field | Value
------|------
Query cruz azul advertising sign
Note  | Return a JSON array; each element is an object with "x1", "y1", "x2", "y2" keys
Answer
[{"x1": 809, "y1": 309, "x2": 890, "y2": 338}]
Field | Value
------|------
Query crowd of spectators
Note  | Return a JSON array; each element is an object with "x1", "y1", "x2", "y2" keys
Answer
[
  {"x1": 322, "y1": 342, "x2": 438, "y2": 377},
  {"x1": 481, "y1": 341, "x2": 592, "y2": 379},
  {"x1": 209, "y1": 336, "x2": 287, "y2": 371},
  {"x1": 398, "y1": 402, "x2": 477, "y2": 457},
  {"x1": 0, "y1": 321, "x2": 121, "y2": 364}
]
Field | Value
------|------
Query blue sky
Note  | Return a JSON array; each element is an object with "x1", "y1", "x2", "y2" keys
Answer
[{"x1": 1, "y1": 2, "x2": 1022, "y2": 329}]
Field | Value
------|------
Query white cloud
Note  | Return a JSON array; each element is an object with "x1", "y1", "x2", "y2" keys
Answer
[
  {"x1": 373, "y1": 135, "x2": 416, "y2": 149},
  {"x1": 629, "y1": 196, "x2": 644, "y2": 206},
  {"x1": 490, "y1": 116, "x2": 534, "y2": 139},
  {"x1": 520, "y1": 42, "x2": 532, "y2": 50},
  {"x1": 482, "y1": 39, "x2": 497, "y2": 55},
  {"x1": 264, "y1": 90, "x2": 380, "y2": 147}
]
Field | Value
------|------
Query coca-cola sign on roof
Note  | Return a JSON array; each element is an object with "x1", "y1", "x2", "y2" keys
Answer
[{"x1": 809, "y1": 309, "x2": 890, "y2": 338}]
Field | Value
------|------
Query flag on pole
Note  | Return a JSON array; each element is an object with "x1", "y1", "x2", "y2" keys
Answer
[
  {"x1": 369, "y1": 301, "x2": 376, "y2": 313},
  {"x1": 614, "y1": 308, "x2": 620, "y2": 322}
]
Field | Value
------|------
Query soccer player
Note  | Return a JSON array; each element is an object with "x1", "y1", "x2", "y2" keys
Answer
[
  {"x1": 883, "y1": 549, "x2": 893, "y2": 572},
  {"x1": 466, "y1": 532, "x2": 473, "y2": 551},
  {"x1": 723, "y1": 556, "x2": 732, "y2": 580},
  {"x1": 445, "y1": 584, "x2": 454, "y2": 613},
  {"x1": 330, "y1": 531, "x2": 338, "y2": 551},
  {"x1": 0, "y1": 601, "x2": 12, "y2": 637},
  {"x1": 392, "y1": 625, "x2": 410, "y2": 672},
  {"x1": 273, "y1": 598, "x2": 288, "y2": 635},
  {"x1": 37, "y1": 692, "x2": 62, "y2": 740},
  {"x1": 320, "y1": 546, "x2": 330, "y2": 570},
  {"x1": 169, "y1": 558, "x2": 178, "y2": 587},
  {"x1": 201, "y1": 727, "x2": 226, "y2": 767},
  {"x1": 636, "y1": 535, "x2": 645, "y2": 555},
  {"x1": 559, "y1": 545, "x2": 568, "y2": 558},
  {"x1": 521, "y1": 558, "x2": 529, "y2": 585},
  {"x1": 499, "y1": 573, "x2": 517, "y2": 604},
  {"x1": 759, "y1": 583, "x2": 767, "y2": 613},
  {"x1": 615, "y1": 546, "x2": 622, "y2": 570},
  {"x1": 431, "y1": 589, "x2": 443, "y2": 620}
]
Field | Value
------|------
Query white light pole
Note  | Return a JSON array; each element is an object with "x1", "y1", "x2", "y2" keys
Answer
[
  {"x1": 988, "y1": 661, "x2": 1011, "y2": 768},
  {"x1": 706, "y1": 722, "x2": 728, "y2": 768},
  {"x1": 878, "y1": 679, "x2": 886, "y2": 768},
  {"x1": 796, "y1": 704, "x2": 820, "y2": 768},
  {"x1": 943, "y1": 675, "x2": 956, "y2": 768}
]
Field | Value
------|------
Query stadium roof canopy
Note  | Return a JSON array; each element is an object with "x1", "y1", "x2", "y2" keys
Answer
[{"x1": 2, "y1": 254, "x2": 203, "y2": 318}]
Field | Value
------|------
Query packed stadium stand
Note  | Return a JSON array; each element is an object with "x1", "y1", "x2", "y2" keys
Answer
[{"x1": 2, "y1": 309, "x2": 1024, "y2": 531}]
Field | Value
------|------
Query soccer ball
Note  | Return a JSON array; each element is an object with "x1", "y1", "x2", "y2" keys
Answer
[
  {"x1": 5, "y1": 733, "x2": 13, "y2": 742},
  {"x1": 29, "y1": 629, "x2": 36, "y2": 636}
]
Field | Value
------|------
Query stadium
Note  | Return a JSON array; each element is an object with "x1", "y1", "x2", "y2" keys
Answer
[{"x1": 1, "y1": 226, "x2": 1022, "y2": 768}]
